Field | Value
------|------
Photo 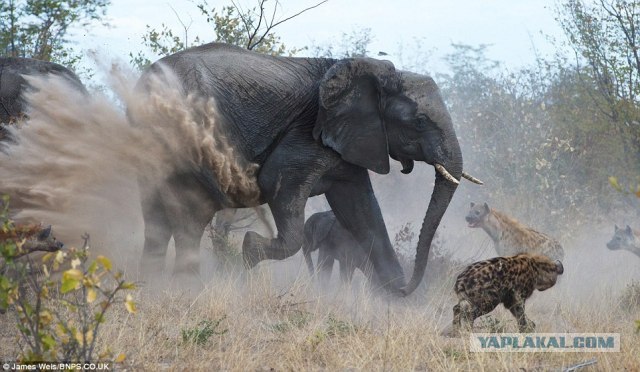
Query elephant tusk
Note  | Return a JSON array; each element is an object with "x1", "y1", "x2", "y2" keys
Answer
[
  {"x1": 434, "y1": 164, "x2": 459, "y2": 185},
  {"x1": 462, "y1": 171, "x2": 484, "y2": 185}
]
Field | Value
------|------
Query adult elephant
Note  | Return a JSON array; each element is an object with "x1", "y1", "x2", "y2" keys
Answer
[
  {"x1": 0, "y1": 57, "x2": 86, "y2": 129},
  {"x1": 133, "y1": 42, "x2": 481, "y2": 295}
]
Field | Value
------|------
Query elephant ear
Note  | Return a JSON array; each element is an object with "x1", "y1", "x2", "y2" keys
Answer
[{"x1": 314, "y1": 58, "x2": 399, "y2": 174}]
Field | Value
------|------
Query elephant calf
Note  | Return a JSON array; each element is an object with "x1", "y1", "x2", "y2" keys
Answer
[{"x1": 302, "y1": 210, "x2": 375, "y2": 286}]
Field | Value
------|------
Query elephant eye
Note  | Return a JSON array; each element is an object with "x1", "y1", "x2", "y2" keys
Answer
[{"x1": 415, "y1": 114, "x2": 429, "y2": 131}]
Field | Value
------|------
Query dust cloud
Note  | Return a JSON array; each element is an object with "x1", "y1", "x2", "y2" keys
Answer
[{"x1": 0, "y1": 63, "x2": 259, "y2": 273}]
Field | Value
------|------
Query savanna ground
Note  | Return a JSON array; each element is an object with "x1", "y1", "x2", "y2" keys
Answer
[{"x1": 1, "y1": 203, "x2": 639, "y2": 371}]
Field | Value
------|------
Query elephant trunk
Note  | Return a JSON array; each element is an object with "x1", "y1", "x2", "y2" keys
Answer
[{"x1": 401, "y1": 144, "x2": 461, "y2": 296}]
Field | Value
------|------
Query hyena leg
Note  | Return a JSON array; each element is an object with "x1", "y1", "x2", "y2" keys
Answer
[
  {"x1": 453, "y1": 299, "x2": 476, "y2": 333},
  {"x1": 507, "y1": 299, "x2": 535, "y2": 333}
]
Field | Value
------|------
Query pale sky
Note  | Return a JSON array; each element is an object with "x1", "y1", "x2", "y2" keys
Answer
[{"x1": 74, "y1": 0, "x2": 566, "y2": 73}]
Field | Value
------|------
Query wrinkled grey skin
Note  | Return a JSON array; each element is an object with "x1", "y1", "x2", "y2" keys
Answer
[
  {"x1": 136, "y1": 43, "x2": 462, "y2": 296},
  {"x1": 302, "y1": 211, "x2": 376, "y2": 286},
  {"x1": 0, "y1": 57, "x2": 86, "y2": 137}
]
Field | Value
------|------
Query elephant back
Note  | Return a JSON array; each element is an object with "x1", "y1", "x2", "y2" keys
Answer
[{"x1": 0, "y1": 57, "x2": 85, "y2": 125}]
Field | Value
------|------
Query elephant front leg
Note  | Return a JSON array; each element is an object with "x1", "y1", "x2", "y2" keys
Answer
[
  {"x1": 242, "y1": 192, "x2": 311, "y2": 268},
  {"x1": 242, "y1": 135, "x2": 338, "y2": 268},
  {"x1": 324, "y1": 168, "x2": 406, "y2": 293},
  {"x1": 317, "y1": 244, "x2": 335, "y2": 286},
  {"x1": 242, "y1": 189, "x2": 318, "y2": 267}
]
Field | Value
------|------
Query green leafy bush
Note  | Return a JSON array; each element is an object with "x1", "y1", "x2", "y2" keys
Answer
[{"x1": 0, "y1": 202, "x2": 136, "y2": 362}]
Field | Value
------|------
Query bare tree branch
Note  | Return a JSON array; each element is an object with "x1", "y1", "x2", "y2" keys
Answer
[
  {"x1": 246, "y1": 0, "x2": 266, "y2": 49},
  {"x1": 237, "y1": 0, "x2": 328, "y2": 51},
  {"x1": 231, "y1": 0, "x2": 253, "y2": 48},
  {"x1": 169, "y1": 5, "x2": 194, "y2": 49}
]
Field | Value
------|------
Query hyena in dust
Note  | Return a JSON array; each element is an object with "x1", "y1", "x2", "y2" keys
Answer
[
  {"x1": 607, "y1": 225, "x2": 640, "y2": 259},
  {"x1": 465, "y1": 202, "x2": 564, "y2": 261}
]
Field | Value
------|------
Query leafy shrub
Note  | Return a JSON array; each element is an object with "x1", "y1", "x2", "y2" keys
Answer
[{"x1": 0, "y1": 202, "x2": 136, "y2": 362}]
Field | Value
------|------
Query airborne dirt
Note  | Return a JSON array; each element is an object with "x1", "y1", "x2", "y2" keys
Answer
[{"x1": 0, "y1": 64, "x2": 259, "y2": 275}]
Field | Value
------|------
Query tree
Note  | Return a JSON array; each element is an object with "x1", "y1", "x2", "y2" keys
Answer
[
  {"x1": 309, "y1": 27, "x2": 373, "y2": 58},
  {"x1": 0, "y1": 0, "x2": 110, "y2": 67},
  {"x1": 557, "y1": 1, "x2": 640, "y2": 115},
  {"x1": 554, "y1": 0, "x2": 640, "y2": 203},
  {"x1": 555, "y1": 0, "x2": 640, "y2": 131},
  {"x1": 130, "y1": 0, "x2": 326, "y2": 70}
]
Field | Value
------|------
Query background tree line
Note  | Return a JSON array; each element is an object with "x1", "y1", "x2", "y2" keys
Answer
[{"x1": 1, "y1": 0, "x2": 638, "y2": 237}]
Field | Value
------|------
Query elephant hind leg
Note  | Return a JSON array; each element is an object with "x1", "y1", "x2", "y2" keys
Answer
[
  {"x1": 317, "y1": 245, "x2": 335, "y2": 287},
  {"x1": 171, "y1": 201, "x2": 218, "y2": 278},
  {"x1": 140, "y1": 190, "x2": 173, "y2": 281},
  {"x1": 339, "y1": 260, "x2": 356, "y2": 285}
]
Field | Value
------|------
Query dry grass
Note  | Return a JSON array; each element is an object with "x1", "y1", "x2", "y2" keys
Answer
[{"x1": 2, "y1": 257, "x2": 637, "y2": 371}]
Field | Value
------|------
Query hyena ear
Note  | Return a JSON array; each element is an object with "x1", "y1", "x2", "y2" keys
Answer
[
  {"x1": 626, "y1": 225, "x2": 632, "y2": 234},
  {"x1": 483, "y1": 202, "x2": 490, "y2": 213},
  {"x1": 555, "y1": 260, "x2": 564, "y2": 275},
  {"x1": 470, "y1": 202, "x2": 475, "y2": 208},
  {"x1": 38, "y1": 225, "x2": 52, "y2": 240},
  {"x1": 615, "y1": 224, "x2": 620, "y2": 232}
]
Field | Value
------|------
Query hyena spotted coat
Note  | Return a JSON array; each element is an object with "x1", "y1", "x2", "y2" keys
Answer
[
  {"x1": 607, "y1": 225, "x2": 640, "y2": 259},
  {"x1": 453, "y1": 253, "x2": 564, "y2": 334},
  {"x1": 465, "y1": 202, "x2": 564, "y2": 261},
  {"x1": 0, "y1": 224, "x2": 63, "y2": 259}
]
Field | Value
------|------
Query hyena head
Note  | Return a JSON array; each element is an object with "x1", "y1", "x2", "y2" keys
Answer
[
  {"x1": 17, "y1": 225, "x2": 64, "y2": 254},
  {"x1": 465, "y1": 202, "x2": 491, "y2": 228},
  {"x1": 607, "y1": 225, "x2": 637, "y2": 252},
  {"x1": 533, "y1": 255, "x2": 564, "y2": 291}
]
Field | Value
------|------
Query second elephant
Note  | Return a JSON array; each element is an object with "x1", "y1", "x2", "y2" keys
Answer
[{"x1": 303, "y1": 211, "x2": 375, "y2": 285}]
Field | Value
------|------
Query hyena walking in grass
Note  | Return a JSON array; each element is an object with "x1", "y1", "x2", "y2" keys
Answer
[
  {"x1": 607, "y1": 225, "x2": 640, "y2": 259},
  {"x1": 465, "y1": 202, "x2": 564, "y2": 261},
  {"x1": 452, "y1": 253, "x2": 564, "y2": 334}
]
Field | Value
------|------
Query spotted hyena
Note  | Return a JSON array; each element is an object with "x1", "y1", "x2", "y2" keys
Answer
[
  {"x1": 452, "y1": 253, "x2": 564, "y2": 334},
  {"x1": 0, "y1": 224, "x2": 64, "y2": 259},
  {"x1": 0, "y1": 224, "x2": 64, "y2": 314},
  {"x1": 465, "y1": 202, "x2": 564, "y2": 260},
  {"x1": 607, "y1": 225, "x2": 640, "y2": 259}
]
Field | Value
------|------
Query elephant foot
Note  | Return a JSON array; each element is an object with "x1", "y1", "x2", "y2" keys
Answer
[
  {"x1": 242, "y1": 231, "x2": 269, "y2": 269},
  {"x1": 173, "y1": 255, "x2": 200, "y2": 277},
  {"x1": 170, "y1": 271, "x2": 204, "y2": 293},
  {"x1": 139, "y1": 255, "x2": 166, "y2": 283}
]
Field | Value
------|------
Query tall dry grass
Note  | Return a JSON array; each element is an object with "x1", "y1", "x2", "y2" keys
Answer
[{"x1": 2, "y1": 252, "x2": 637, "y2": 371}]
